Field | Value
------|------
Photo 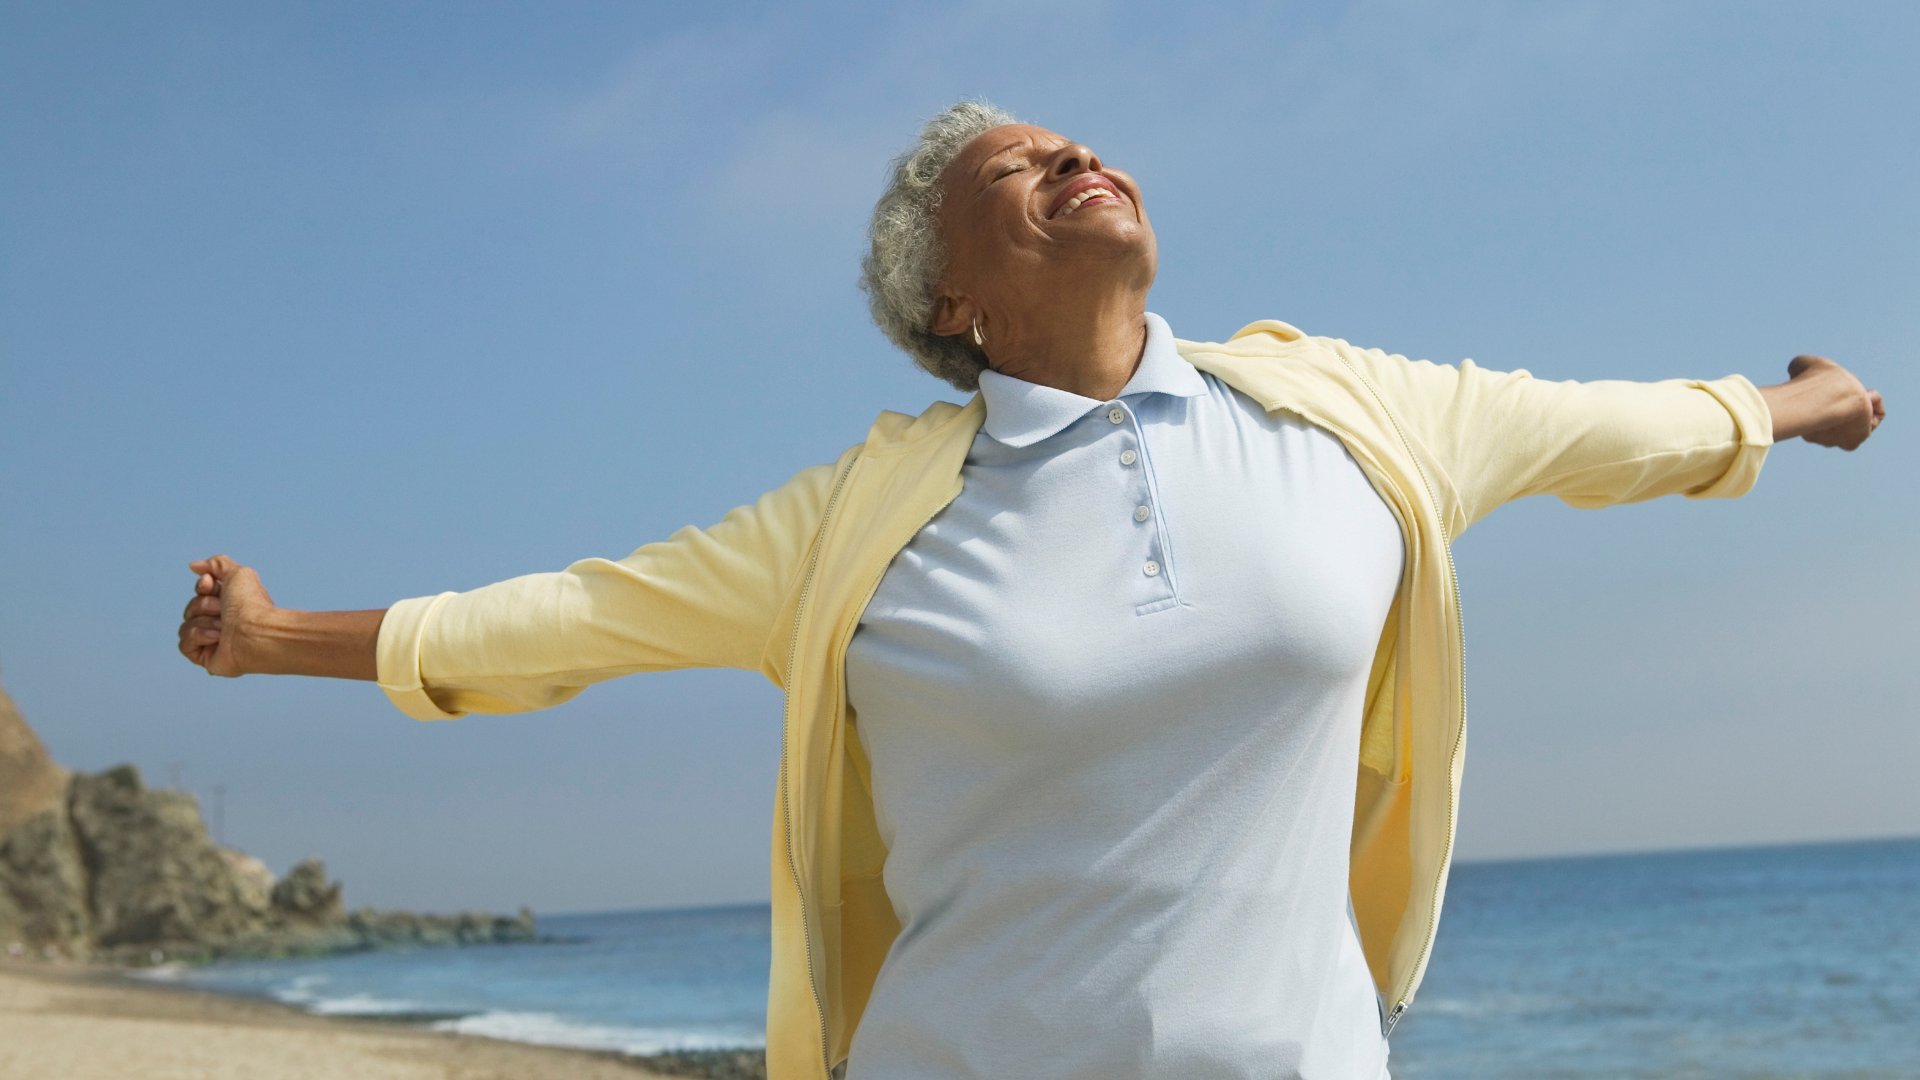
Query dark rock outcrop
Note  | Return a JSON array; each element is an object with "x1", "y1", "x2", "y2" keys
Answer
[
  {"x1": 0, "y1": 807, "x2": 90, "y2": 952},
  {"x1": 270, "y1": 856, "x2": 343, "y2": 922},
  {"x1": 629, "y1": 1048, "x2": 769, "y2": 1080},
  {"x1": 69, "y1": 765, "x2": 269, "y2": 948},
  {"x1": 0, "y1": 673, "x2": 537, "y2": 966}
]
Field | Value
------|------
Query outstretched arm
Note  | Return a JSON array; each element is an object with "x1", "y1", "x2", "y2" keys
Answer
[
  {"x1": 177, "y1": 449, "x2": 853, "y2": 719},
  {"x1": 1322, "y1": 341, "x2": 1885, "y2": 537}
]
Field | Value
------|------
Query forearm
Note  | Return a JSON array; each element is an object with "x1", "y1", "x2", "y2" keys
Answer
[{"x1": 245, "y1": 608, "x2": 386, "y2": 680}]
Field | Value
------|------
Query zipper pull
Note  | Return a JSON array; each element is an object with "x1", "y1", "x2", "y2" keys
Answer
[{"x1": 1382, "y1": 1001, "x2": 1407, "y2": 1037}]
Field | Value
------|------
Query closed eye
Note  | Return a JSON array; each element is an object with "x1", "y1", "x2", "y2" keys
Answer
[{"x1": 992, "y1": 165, "x2": 1025, "y2": 183}]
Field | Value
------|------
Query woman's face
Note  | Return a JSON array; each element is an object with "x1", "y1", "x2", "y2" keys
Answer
[{"x1": 931, "y1": 124, "x2": 1157, "y2": 336}]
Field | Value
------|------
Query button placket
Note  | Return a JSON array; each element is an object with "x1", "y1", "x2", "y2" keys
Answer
[{"x1": 1106, "y1": 400, "x2": 1179, "y2": 612}]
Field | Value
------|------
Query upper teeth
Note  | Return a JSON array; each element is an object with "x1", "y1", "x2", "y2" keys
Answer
[{"x1": 1059, "y1": 186, "x2": 1114, "y2": 216}]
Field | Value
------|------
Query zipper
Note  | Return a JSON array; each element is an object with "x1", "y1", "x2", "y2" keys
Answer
[
  {"x1": 782, "y1": 453, "x2": 859, "y2": 1079},
  {"x1": 1321, "y1": 352, "x2": 1470, "y2": 1035}
]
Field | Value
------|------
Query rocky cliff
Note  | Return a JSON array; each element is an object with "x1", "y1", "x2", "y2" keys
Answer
[
  {"x1": 0, "y1": 677, "x2": 535, "y2": 966},
  {"x1": 0, "y1": 672, "x2": 68, "y2": 839}
]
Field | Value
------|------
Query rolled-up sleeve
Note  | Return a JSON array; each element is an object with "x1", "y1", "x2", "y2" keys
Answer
[
  {"x1": 373, "y1": 449, "x2": 852, "y2": 721},
  {"x1": 377, "y1": 591, "x2": 466, "y2": 720},
  {"x1": 1331, "y1": 340, "x2": 1774, "y2": 537}
]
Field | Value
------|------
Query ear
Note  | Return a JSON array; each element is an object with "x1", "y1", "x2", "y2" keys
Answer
[{"x1": 929, "y1": 288, "x2": 976, "y2": 340}]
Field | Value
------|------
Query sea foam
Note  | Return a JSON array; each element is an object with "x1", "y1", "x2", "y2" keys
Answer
[{"x1": 429, "y1": 1009, "x2": 763, "y2": 1056}]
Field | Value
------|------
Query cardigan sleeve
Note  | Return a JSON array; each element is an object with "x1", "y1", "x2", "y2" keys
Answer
[
  {"x1": 374, "y1": 448, "x2": 854, "y2": 721},
  {"x1": 1326, "y1": 339, "x2": 1774, "y2": 538}
]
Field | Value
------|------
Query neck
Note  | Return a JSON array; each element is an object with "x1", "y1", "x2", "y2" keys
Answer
[{"x1": 983, "y1": 289, "x2": 1150, "y2": 401}]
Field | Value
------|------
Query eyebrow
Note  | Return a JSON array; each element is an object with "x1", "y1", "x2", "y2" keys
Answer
[{"x1": 972, "y1": 143, "x2": 1027, "y2": 187}]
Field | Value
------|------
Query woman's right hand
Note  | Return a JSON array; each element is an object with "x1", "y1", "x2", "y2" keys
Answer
[{"x1": 180, "y1": 554, "x2": 276, "y2": 677}]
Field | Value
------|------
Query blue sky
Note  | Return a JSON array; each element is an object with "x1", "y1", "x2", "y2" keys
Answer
[{"x1": 2, "y1": 1, "x2": 1913, "y2": 916}]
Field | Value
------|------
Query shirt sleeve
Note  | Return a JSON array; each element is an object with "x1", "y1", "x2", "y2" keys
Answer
[
  {"x1": 374, "y1": 448, "x2": 854, "y2": 721},
  {"x1": 1326, "y1": 339, "x2": 1775, "y2": 538}
]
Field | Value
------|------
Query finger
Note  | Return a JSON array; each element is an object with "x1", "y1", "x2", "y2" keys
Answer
[
  {"x1": 182, "y1": 594, "x2": 223, "y2": 621},
  {"x1": 178, "y1": 632, "x2": 220, "y2": 662},
  {"x1": 191, "y1": 556, "x2": 235, "y2": 580}
]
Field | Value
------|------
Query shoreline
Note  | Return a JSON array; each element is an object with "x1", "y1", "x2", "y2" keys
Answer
[{"x1": 0, "y1": 955, "x2": 687, "y2": 1079}]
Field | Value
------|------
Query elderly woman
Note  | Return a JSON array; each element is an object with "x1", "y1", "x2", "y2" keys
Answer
[{"x1": 178, "y1": 101, "x2": 1883, "y2": 1080}]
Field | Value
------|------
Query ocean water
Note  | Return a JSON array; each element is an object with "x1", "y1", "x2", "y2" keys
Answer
[
  {"x1": 133, "y1": 836, "x2": 1920, "y2": 1076},
  {"x1": 133, "y1": 903, "x2": 771, "y2": 1055},
  {"x1": 1390, "y1": 836, "x2": 1919, "y2": 1078}
]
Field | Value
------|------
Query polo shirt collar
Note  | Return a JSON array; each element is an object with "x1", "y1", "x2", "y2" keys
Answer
[{"x1": 978, "y1": 311, "x2": 1208, "y2": 448}]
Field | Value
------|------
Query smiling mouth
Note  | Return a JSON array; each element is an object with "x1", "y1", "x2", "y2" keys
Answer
[
  {"x1": 1054, "y1": 186, "x2": 1119, "y2": 218},
  {"x1": 1047, "y1": 174, "x2": 1126, "y2": 220}
]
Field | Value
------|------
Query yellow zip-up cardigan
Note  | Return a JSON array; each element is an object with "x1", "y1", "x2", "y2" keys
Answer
[{"x1": 375, "y1": 318, "x2": 1773, "y2": 1079}]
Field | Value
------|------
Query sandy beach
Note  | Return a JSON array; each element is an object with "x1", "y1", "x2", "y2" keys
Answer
[{"x1": 0, "y1": 957, "x2": 678, "y2": 1080}]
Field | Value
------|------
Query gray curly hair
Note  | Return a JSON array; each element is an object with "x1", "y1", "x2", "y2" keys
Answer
[{"x1": 860, "y1": 100, "x2": 1022, "y2": 393}]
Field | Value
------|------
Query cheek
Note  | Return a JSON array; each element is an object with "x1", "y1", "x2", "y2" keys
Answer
[
  {"x1": 948, "y1": 194, "x2": 1030, "y2": 271},
  {"x1": 987, "y1": 188, "x2": 1046, "y2": 246}
]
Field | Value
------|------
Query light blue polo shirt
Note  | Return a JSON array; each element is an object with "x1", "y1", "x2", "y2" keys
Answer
[{"x1": 843, "y1": 312, "x2": 1402, "y2": 1079}]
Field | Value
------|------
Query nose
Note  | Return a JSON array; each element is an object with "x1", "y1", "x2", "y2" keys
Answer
[{"x1": 1050, "y1": 142, "x2": 1103, "y2": 178}]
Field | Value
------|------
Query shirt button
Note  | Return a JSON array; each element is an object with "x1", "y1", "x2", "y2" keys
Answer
[
  {"x1": 1133, "y1": 505, "x2": 1151, "y2": 522},
  {"x1": 1143, "y1": 560, "x2": 1161, "y2": 577},
  {"x1": 1106, "y1": 406, "x2": 1125, "y2": 424},
  {"x1": 1119, "y1": 449, "x2": 1138, "y2": 466}
]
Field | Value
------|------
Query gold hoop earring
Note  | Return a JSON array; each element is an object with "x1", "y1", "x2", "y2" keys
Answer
[{"x1": 972, "y1": 316, "x2": 984, "y2": 348}]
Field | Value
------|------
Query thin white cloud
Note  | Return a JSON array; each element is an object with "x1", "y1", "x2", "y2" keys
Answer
[{"x1": 545, "y1": 20, "x2": 791, "y2": 175}]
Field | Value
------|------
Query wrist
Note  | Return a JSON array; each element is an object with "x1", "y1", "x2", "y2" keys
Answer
[{"x1": 1760, "y1": 369, "x2": 1854, "y2": 441}]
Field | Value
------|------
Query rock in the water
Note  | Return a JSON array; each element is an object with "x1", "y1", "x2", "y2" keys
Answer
[{"x1": 346, "y1": 904, "x2": 538, "y2": 948}]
